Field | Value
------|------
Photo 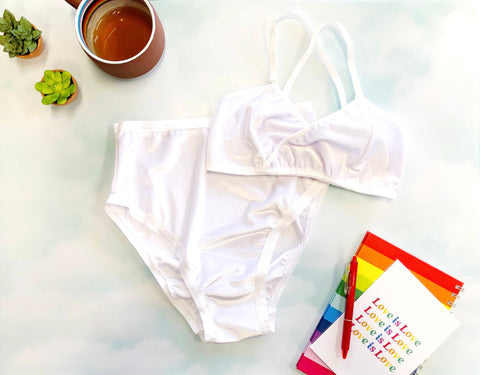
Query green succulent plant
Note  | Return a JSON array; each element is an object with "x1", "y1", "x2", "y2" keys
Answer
[
  {"x1": 0, "y1": 9, "x2": 42, "y2": 58},
  {"x1": 35, "y1": 70, "x2": 77, "y2": 105}
]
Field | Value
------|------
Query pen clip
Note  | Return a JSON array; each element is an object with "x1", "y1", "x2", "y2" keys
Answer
[{"x1": 343, "y1": 263, "x2": 350, "y2": 295}]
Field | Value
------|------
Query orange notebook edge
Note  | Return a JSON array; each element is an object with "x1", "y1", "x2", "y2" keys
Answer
[{"x1": 357, "y1": 232, "x2": 464, "y2": 299}]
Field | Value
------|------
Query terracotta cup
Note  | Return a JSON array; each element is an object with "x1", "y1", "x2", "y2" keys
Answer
[{"x1": 65, "y1": 0, "x2": 165, "y2": 78}]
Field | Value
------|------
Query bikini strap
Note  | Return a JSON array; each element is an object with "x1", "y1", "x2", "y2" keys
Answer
[
  {"x1": 268, "y1": 14, "x2": 348, "y2": 107},
  {"x1": 328, "y1": 20, "x2": 364, "y2": 98},
  {"x1": 268, "y1": 13, "x2": 316, "y2": 85},
  {"x1": 285, "y1": 19, "x2": 364, "y2": 99},
  {"x1": 268, "y1": 15, "x2": 363, "y2": 106}
]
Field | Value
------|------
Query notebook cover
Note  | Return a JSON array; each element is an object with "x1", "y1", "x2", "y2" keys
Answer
[
  {"x1": 296, "y1": 232, "x2": 464, "y2": 375},
  {"x1": 310, "y1": 261, "x2": 460, "y2": 375}
]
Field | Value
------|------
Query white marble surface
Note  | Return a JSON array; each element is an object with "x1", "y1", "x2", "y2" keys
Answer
[{"x1": 0, "y1": 1, "x2": 479, "y2": 374}]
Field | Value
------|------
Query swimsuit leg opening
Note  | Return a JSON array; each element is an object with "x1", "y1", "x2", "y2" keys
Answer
[{"x1": 104, "y1": 198, "x2": 203, "y2": 335}]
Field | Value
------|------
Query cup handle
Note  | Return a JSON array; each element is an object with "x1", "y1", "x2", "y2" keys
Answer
[{"x1": 65, "y1": 0, "x2": 82, "y2": 9}]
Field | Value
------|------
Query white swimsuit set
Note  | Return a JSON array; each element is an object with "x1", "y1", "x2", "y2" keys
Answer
[{"x1": 105, "y1": 15, "x2": 404, "y2": 343}]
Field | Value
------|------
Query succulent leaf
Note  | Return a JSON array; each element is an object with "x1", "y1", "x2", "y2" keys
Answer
[
  {"x1": 61, "y1": 71, "x2": 71, "y2": 87},
  {"x1": 42, "y1": 92, "x2": 60, "y2": 105},
  {"x1": 25, "y1": 40, "x2": 36, "y2": 53},
  {"x1": 0, "y1": 10, "x2": 41, "y2": 57},
  {"x1": 32, "y1": 29, "x2": 41, "y2": 40},
  {"x1": 53, "y1": 71, "x2": 62, "y2": 83},
  {"x1": 3, "y1": 9, "x2": 17, "y2": 29},
  {"x1": 36, "y1": 70, "x2": 76, "y2": 104},
  {"x1": 57, "y1": 95, "x2": 68, "y2": 105},
  {"x1": 5, "y1": 41, "x2": 14, "y2": 51},
  {"x1": 61, "y1": 85, "x2": 74, "y2": 97},
  {"x1": 54, "y1": 82, "x2": 64, "y2": 93},
  {"x1": 44, "y1": 70, "x2": 54, "y2": 78},
  {"x1": 44, "y1": 77, "x2": 55, "y2": 86},
  {"x1": 66, "y1": 83, "x2": 77, "y2": 96},
  {"x1": 0, "y1": 18, "x2": 11, "y2": 33},
  {"x1": 35, "y1": 82, "x2": 54, "y2": 95},
  {"x1": 19, "y1": 17, "x2": 32, "y2": 33}
]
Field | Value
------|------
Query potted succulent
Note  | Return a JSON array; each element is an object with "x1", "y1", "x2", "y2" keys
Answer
[
  {"x1": 0, "y1": 9, "x2": 43, "y2": 58},
  {"x1": 35, "y1": 70, "x2": 78, "y2": 106}
]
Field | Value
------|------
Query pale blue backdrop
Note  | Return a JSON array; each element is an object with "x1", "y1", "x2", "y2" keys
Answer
[{"x1": 0, "y1": 1, "x2": 478, "y2": 374}]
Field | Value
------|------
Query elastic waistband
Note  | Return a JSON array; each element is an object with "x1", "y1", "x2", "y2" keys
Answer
[{"x1": 114, "y1": 117, "x2": 211, "y2": 133}]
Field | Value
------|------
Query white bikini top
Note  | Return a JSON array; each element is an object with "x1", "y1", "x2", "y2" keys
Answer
[{"x1": 206, "y1": 14, "x2": 404, "y2": 199}]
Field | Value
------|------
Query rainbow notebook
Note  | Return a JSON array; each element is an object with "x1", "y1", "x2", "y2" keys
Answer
[{"x1": 296, "y1": 232, "x2": 464, "y2": 375}]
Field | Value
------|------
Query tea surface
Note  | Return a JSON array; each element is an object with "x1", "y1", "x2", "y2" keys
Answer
[{"x1": 92, "y1": 5, "x2": 152, "y2": 61}]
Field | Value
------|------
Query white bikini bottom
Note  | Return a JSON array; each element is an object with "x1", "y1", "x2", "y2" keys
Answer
[{"x1": 105, "y1": 118, "x2": 328, "y2": 343}]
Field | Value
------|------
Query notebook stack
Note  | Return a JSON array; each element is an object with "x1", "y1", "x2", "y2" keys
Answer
[{"x1": 296, "y1": 232, "x2": 464, "y2": 375}]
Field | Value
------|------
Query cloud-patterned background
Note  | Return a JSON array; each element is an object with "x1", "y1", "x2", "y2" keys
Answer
[{"x1": 0, "y1": 1, "x2": 478, "y2": 374}]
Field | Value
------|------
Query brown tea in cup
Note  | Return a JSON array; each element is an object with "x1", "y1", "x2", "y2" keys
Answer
[
  {"x1": 67, "y1": 0, "x2": 165, "y2": 78},
  {"x1": 84, "y1": 0, "x2": 152, "y2": 61}
]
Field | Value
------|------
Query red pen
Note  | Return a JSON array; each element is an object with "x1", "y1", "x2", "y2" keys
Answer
[{"x1": 342, "y1": 255, "x2": 358, "y2": 359}]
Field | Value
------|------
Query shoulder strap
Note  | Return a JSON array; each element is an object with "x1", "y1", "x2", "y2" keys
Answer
[
  {"x1": 268, "y1": 14, "x2": 348, "y2": 106},
  {"x1": 324, "y1": 20, "x2": 363, "y2": 97},
  {"x1": 268, "y1": 15, "x2": 363, "y2": 106}
]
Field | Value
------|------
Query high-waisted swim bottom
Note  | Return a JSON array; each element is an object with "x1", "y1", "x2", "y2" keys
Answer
[{"x1": 105, "y1": 119, "x2": 328, "y2": 343}]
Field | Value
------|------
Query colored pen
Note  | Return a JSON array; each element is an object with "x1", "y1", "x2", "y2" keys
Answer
[{"x1": 342, "y1": 255, "x2": 358, "y2": 359}]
